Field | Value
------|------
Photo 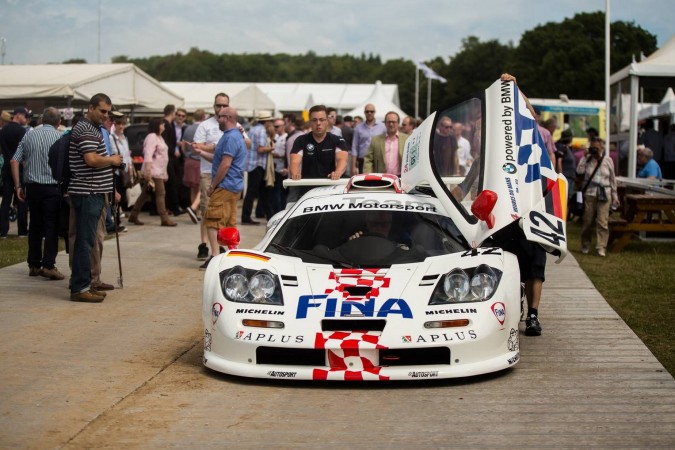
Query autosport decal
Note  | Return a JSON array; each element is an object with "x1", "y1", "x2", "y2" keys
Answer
[
  {"x1": 301, "y1": 197, "x2": 437, "y2": 214},
  {"x1": 296, "y1": 295, "x2": 413, "y2": 319},
  {"x1": 267, "y1": 371, "x2": 298, "y2": 378},
  {"x1": 235, "y1": 331, "x2": 304, "y2": 343},
  {"x1": 408, "y1": 371, "x2": 439, "y2": 378},
  {"x1": 226, "y1": 251, "x2": 270, "y2": 262}
]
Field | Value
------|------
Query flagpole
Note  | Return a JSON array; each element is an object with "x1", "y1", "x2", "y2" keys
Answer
[
  {"x1": 415, "y1": 65, "x2": 419, "y2": 119},
  {"x1": 427, "y1": 79, "x2": 432, "y2": 117},
  {"x1": 605, "y1": 0, "x2": 611, "y2": 151}
]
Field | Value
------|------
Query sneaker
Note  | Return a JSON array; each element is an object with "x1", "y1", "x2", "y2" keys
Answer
[
  {"x1": 581, "y1": 247, "x2": 589, "y2": 254},
  {"x1": 199, "y1": 256, "x2": 212, "y2": 271},
  {"x1": 525, "y1": 314, "x2": 542, "y2": 336},
  {"x1": 41, "y1": 266, "x2": 65, "y2": 280},
  {"x1": 29, "y1": 266, "x2": 42, "y2": 277},
  {"x1": 197, "y1": 243, "x2": 209, "y2": 260},
  {"x1": 598, "y1": 248, "x2": 606, "y2": 257},
  {"x1": 70, "y1": 290, "x2": 105, "y2": 303},
  {"x1": 186, "y1": 206, "x2": 199, "y2": 224}
]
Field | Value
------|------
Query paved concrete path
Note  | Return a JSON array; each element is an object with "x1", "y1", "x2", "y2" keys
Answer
[{"x1": 1, "y1": 209, "x2": 674, "y2": 449}]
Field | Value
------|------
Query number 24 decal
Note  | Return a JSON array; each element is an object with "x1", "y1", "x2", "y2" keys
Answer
[{"x1": 529, "y1": 211, "x2": 565, "y2": 246}]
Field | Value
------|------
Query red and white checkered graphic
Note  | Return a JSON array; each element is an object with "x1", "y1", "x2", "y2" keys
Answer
[
  {"x1": 312, "y1": 331, "x2": 390, "y2": 381},
  {"x1": 325, "y1": 268, "x2": 390, "y2": 300}
]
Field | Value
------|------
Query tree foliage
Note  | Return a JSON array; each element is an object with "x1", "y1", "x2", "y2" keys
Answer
[{"x1": 104, "y1": 11, "x2": 657, "y2": 116}]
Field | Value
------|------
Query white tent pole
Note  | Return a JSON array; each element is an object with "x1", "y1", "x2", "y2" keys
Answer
[
  {"x1": 415, "y1": 67, "x2": 419, "y2": 119},
  {"x1": 605, "y1": 0, "x2": 611, "y2": 146},
  {"x1": 628, "y1": 75, "x2": 639, "y2": 178}
]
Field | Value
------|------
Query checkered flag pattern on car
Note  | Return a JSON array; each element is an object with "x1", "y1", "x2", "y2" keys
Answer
[{"x1": 313, "y1": 331, "x2": 389, "y2": 381}]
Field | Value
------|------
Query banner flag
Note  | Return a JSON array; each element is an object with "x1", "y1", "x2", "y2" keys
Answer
[{"x1": 417, "y1": 61, "x2": 447, "y2": 83}]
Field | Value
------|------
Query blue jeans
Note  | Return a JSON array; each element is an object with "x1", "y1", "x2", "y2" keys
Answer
[{"x1": 70, "y1": 194, "x2": 105, "y2": 293}]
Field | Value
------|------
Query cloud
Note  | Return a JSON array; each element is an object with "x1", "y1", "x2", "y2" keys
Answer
[{"x1": 0, "y1": 0, "x2": 671, "y2": 65}]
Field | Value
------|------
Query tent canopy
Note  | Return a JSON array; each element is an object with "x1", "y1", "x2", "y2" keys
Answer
[
  {"x1": 256, "y1": 82, "x2": 400, "y2": 114},
  {"x1": 0, "y1": 64, "x2": 183, "y2": 110},
  {"x1": 345, "y1": 81, "x2": 409, "y2": 122},
  {"x1": 610, "y1": 34, "x2": 675, "y2": 177},
  {"x1": 161, "y1": 82, "x2": 275, "y2": 117}
]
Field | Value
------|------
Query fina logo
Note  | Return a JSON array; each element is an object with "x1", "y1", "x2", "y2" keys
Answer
[{"x1": 502, "y1": 163, "x2": 517, "y2": 174}]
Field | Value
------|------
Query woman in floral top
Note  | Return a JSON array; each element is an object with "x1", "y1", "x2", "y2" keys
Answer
[
  {"x1": 128, "y1": 118, "x2": 176, "y2": 227},
  {"x1": 576, "y1": 138, "x2": 620, "y2": 256}
]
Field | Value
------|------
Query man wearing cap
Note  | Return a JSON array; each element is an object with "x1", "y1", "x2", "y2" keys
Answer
[
  {"x1": 241, "y1": 111, "x2": 275, "y2": 225},
  {"x1": 0, "y1": 107, "x2": 30, "y2": 238},
  {"x1": 10, "y1": 107, "x2": 64, "y2": 279}
]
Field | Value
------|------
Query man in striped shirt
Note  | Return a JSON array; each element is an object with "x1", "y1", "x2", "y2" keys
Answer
[
  {"x1": 10, "y1": 107, "x2": 64, "y2": 280},
  {"x1": 68, "y1": 94, "x2": 123, "y2": 303}
]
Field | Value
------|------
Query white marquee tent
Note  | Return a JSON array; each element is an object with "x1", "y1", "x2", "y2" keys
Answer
[
  {"x1": 345, "y1": 81, "x2": 409, "y2": 122},
  {"x1": 256, "y1": 82, "x2": 401, "y2": 115},
  {"x1": 161, "y1": 82, "x2": 276, "y2": 117},
  {"x1": 610, "y1": 35, "x2": 675, "y2": 177},
  {"x1": 158, "y1": 81, "x2": 402, "y2": 118},
  {"x1": 0, "y1": 64, "x2": 183, "y2": 112}
]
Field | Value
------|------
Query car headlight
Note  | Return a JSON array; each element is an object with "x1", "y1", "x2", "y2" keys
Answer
[
  {"x1": 430, "y1": 265, "x2": 502, "y2": 305},
  {"x1": 442, "y1": 269, "x2": 470, "y2": 302},
  {"x1": 220, "y1": 266, "x2": 283, "y2": 305},
  {"x1": 471, "y1": 264, "x2": 497, "y2": 300}
]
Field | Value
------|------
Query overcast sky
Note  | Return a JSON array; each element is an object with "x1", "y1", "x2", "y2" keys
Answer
[{"x1": 1, "y1": 0, "x2": 672, "y2": 67}]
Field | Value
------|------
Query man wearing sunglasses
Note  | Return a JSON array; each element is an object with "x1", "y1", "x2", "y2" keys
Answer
[
  {"x1": 351, "y1": 103, "x2": 385, "y2": 175},
  {"x1": 68, "y1": 93, "x2": 123, "y2": 303}
]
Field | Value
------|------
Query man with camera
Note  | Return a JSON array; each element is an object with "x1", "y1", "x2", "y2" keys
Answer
[{"x1": 576, "y1": 137, "x2": 620, "y2": 257}]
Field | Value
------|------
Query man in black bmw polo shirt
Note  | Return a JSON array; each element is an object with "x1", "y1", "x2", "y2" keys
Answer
[{"x1": 288, "y1": 104, "x2": 347, "y2": 201}]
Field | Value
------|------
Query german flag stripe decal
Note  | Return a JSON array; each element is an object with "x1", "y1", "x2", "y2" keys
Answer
[
  {"x1": 544, "y1": 177, "x2": 568, "y2": 221},
  {"x1": 227, "y1": 251, "x2": 270, "y2": 262}
]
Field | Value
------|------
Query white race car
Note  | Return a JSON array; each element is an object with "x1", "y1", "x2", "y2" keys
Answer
[{"x1": 202, "y1": 79, "x2": 568, "y2": 381}]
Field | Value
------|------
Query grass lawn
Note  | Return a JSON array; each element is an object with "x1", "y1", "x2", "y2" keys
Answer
[{"x1": 1, "y1": 223, "x2": 673, "y2": 376}]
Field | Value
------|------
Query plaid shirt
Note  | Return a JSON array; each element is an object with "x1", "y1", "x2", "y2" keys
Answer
[{"x1": 245, "y1": 124, "x2": 268, "y2": 172}]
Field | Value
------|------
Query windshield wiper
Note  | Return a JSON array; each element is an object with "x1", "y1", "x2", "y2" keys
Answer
[{"x1": 268, "y1": 243, "x2": 298, "y2": 256}]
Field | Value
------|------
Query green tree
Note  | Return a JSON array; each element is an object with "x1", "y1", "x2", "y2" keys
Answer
[
  {"x1": 438, "y1": 37, "x2": 514, "y2": 110},
  {"x1": 511, "y1": 11, "x2": 657, "y2": 99}
]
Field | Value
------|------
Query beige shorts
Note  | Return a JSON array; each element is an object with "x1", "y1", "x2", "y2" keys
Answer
[
  {"x1": 205, "y1": 187, "x2": 240, "y2": 229},
  {"x1": 199, "y1": 173, "x2": 212, "y2": 212}
]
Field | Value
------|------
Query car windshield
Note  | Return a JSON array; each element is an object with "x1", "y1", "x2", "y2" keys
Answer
[
  {"x1": 265, "y1": 209, "x2": 468, "y2": 268},
  {"x1": 429, "y1": 97, "x2": 484, "y2": 217}
]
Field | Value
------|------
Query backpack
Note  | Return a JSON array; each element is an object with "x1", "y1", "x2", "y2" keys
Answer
[{"x1": 48, "y1": 131, "x2": 72, "y2": 193}]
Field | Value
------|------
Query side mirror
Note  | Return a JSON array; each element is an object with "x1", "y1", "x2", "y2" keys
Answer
[
  {"x1": 217, "y1": 227, "x2": 240, "y2": 249},
  {"x1": 471, "y1": 190, "x2": 498, "y2": 229}
]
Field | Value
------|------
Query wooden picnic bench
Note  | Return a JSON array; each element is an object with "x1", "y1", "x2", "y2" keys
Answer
[{"x1": 608, "y1": 193, "x2": 675, "y2": 252}]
